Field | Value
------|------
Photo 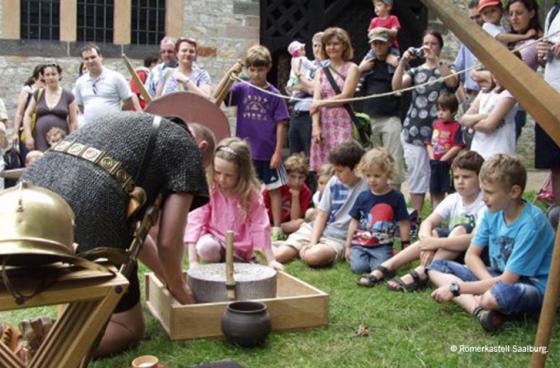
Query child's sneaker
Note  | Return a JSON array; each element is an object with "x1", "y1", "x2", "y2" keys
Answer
[
  {"x1": 473, "y1": 306, "x2": 504, "y2": 333},
  {"x1": 271, "y1": 227, "x2": 285, "y2": 241}
]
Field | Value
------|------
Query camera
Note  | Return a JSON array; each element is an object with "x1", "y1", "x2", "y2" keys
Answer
[{"x1": 411, "y1": 47, "x2": 425, "y2": 58}]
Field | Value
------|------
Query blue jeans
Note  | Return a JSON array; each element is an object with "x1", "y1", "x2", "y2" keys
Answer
[
  {"x1": 428, "y1": 260, "x2": 544, "y2": 316},
  {"x1": 289, "y1": 111, "x2": 312, "y2": 157},
  {"x1": 350, "y1": 244, "x2": 393, "y2": 274}
]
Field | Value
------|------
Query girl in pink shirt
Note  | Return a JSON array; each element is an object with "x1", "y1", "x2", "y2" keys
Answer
[{"x1": 185, "y1": 137, "x2": 284, "y2": 270}]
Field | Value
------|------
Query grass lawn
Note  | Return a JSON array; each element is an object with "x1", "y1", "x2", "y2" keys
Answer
[{"x1": 1, "y1": 195, "x2": 559, "y2": 367}]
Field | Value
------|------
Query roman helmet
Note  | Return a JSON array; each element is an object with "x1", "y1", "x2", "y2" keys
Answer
[{"x1": 0, "y1": 182, "x2": 77, "y2": 267}]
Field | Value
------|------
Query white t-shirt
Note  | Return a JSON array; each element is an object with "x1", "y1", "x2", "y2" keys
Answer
[
  {"x1": 483, "y1": 22, "x2": 508, "y2": 45},
  {"x1": 434, "y1": 192, "x2": 485, "y2": 231},
  {"x1": 470, "y1": 89, "x2": 518, "y2": 159},
  {"x1": 74, "y1": 68, "x2": 132, "y2": 125},
  {"x1": 545, "y1": 8, "x2": 560, "y2": 91}
]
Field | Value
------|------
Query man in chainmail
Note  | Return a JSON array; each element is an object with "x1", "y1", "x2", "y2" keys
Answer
[{"x1": 23, "y1": 111, "x2": 209, "y2": 356}]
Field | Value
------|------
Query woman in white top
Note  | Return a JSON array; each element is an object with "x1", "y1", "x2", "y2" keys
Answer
[{"x1": 460, "y1": 70, "x2": 518, "y2": 159}]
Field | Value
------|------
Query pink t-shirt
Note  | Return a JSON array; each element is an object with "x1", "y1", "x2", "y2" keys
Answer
[
  {"x1": 184, "y1": 188, "x2": 271, "y2": 260},
  {"x1": 368, "y1": 15, "x2": 401, "y2": 49}
]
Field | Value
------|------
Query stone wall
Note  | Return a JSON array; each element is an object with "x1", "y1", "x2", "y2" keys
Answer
[{"x1": 0, "y1": 0, "x2": 260, "y2": 124}]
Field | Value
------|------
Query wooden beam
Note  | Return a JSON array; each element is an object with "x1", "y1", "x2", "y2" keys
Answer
[
  {"x1": 420, "y1": 2, "x2": 560, "y2": 368},
  {"x1": 113, "y1": 0, "x2": 131, "y2": 44},
  {"x1": 166, "y1": 0, "x2": 183, "y2": 38},
  {"x1": 3, "y1": 0, "x2": 20, "y2": 39},
  {"x1": 421, "y1": 0, "x2": 560, "y2": 146},
  {"x1": 60, "y1": 0, "x2": 77, "y2": 41}
]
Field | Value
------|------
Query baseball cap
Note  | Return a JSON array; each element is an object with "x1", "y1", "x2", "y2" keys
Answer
[
  {"x1": 288, "y1": 41, "x2": 305, "y2": 56},
  {"x1": 368, "y1": 29, "x2": 390, "y2": 43},
  {"x1": 477, "y1": 0, "x2": 501, "y2": 13}
]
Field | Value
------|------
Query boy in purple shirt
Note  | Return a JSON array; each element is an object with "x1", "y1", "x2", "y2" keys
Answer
[{"x1": 229, "y1": 45, "x2": 290, "y2": 240}]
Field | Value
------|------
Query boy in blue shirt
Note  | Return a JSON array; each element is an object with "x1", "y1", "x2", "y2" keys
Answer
[{"x1": 429, "y1": 154, "x2": 554, "y2": 333}]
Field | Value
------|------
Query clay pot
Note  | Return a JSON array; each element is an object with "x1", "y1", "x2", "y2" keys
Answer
[{"x1": 221, "y1": 301, "x2": 271, "y2": 347}]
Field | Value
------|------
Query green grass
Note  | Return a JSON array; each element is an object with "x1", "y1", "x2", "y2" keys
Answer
[{"x1": 1, "y1": 194, "x2": 558, "y2": 367}]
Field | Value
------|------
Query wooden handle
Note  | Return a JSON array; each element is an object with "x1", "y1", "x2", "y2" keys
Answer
[
  {"x1": 225, "y1": 230, "x2": 235, "y2": 300},
  {"x1": 214, "y1": 60, "x2": 243, "y2": 106}
]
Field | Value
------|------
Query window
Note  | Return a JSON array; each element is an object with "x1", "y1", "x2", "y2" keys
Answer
[
  {"x1": 20, "y1": 0, "x2": 60, "y2": 40},
  {"x1": 77, "y1": 0, "x2": 114, "y2": 43},
  {"x1": 131, "y1": 0, "x2": 166, "y2": 45}
]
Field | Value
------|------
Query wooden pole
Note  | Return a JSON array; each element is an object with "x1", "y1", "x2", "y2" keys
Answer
[
  {"x1": 214, "y1": 61, "x2": 243, "y2": 106},
  {"x1": 420, "y1": 1, "x2": 560, "y2": 367},
  {"x1": 225, "y1": 230, "x2": 236, "y2": 300},
  {"x1": 122, "y1": 54, "x2": 152, "y2": 105}
]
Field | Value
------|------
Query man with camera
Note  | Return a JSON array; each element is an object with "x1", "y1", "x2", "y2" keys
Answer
[{"x1": 358, "y1": 29, "x2": 404, "y2": 189}]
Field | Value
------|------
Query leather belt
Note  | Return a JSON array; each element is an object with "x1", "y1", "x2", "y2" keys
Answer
[{"x1": 51, "y1": 141, "x2": 135, "y2": 193}]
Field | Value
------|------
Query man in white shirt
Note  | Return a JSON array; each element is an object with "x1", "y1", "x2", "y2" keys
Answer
[{"x1": 74, "y1": 43, "x2": 138, "y2": 125}]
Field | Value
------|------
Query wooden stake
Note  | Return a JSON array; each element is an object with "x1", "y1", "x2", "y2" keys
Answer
[
  {"x1": 122, "y1": 54, "x2": 152, "y2": 105},
  {"x1": 420, "y1": 1, "x2": 560, "y2": 366},
  {"x1": 225, "y1": 230, "x2": 235, "y2": 301}
]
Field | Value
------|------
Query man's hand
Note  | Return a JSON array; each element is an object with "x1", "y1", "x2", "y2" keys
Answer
[
  {"x1": 344, "y1": 246, "x2": 351, "y2": 263},
  {"x1": 169, "y1": 282, "x2": 196, "y2": 304}
]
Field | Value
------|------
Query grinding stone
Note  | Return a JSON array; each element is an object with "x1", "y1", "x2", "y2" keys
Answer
[{"x1": 187, "y1": 263, "x2": 277, "y2": 303}]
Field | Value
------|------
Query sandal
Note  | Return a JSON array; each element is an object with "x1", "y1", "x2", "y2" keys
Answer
[
  {"x1": 473, "y1": 306, "x2": 504, "y2": 333},
  {"x1": 356, "y1": 265, "x2": 394, "y2": 287},
  {"x1": 386, "y1": 270, "x2": 428, "y2": 292}
]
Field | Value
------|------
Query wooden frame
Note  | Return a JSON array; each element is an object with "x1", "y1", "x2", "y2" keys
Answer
[
  {"x1": 145, "y1": 271, "x2": 329, "y2": 340},
  {"x1": 0, "y1": 265, "x2": 128, "y2": 368}
]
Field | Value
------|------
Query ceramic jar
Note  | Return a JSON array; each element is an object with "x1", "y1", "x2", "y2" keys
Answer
[{"x1": 221, "y1": 301, "x2": 271, "y2": 347}]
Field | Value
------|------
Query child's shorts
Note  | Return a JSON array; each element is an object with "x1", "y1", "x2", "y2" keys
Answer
[
  {"x1": 429, "y1": 159, "x2": 453, "y2": 194},
  {"x1": 282, "y1": 222, "x2": 345, "y2": 260},
  {"x1": 253, "y1": 160, "x2": 288, "y2": 190},
  {"x1": 427, "y1": 260, "x2": 544, "y2": 316}
]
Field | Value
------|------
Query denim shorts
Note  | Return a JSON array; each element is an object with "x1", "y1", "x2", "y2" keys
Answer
[
  {"x1": 428, "y1": 260, "x2": 544, "y2": 316},
  {"x1": 350, "y1": 244, "x2": 393, "y2": 274}
]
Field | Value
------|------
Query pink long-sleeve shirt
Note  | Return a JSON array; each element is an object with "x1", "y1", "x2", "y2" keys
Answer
[{"x1": 184, "y1": 188, "x2": 271, "y2": 260}]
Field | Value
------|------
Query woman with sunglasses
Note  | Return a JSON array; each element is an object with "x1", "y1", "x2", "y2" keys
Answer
[
  {"x1": 156, "y1": 38, "x2": 213, "y2": 99},
  {"x1": 23, "y1": 64, "x2": 78, "y2": 151}
]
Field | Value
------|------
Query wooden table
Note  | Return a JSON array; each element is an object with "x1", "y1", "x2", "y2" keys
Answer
[{"x1": 0, "y1": 264, "x2": 128, "y2": 368}]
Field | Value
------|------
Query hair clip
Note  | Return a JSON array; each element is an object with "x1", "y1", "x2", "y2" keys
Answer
[{"x1": 217, "y1": 146, "x2": 238, "y2": 157}]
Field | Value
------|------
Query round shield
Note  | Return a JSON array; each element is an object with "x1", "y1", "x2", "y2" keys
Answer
[{"x1": 145, "y1": 92, "x2": 230, "y2": 142}]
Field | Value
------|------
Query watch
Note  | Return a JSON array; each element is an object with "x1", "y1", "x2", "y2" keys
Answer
[{"x1": 449, "y1": 282, "x2": 461, "y2": 297}]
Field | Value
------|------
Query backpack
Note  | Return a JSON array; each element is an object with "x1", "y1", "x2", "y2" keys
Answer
[{"x1": 3, "y1": 147, "x2": 23, "y2": 188}]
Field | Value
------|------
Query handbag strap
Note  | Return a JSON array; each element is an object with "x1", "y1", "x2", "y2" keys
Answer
[{"x1": 323, "y1": 66, "x2": 356, "y2": 120}]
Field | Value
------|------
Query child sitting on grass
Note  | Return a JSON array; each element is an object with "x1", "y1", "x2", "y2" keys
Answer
[
  {"x1": 357, "y1": 151, "x2": 485, "y2": 289},
  {"x1": 345, "y1": 147, "x2": 410, "y2": 275},
  {"x1": 429, "y1": 154, "x2": 554, "y2": 332},
  {"x1": 273, "y1": 142, "x2": 368, "y2": 267},
  {"x1": 184, "y1": 137, "x2": 284, "y2": 271},
  {"x1": 264, "y1": 153, "x2": 312, "y2": 236},
  {"x1": 305, "y1": 163, "x2": 334, "y2": 222}
]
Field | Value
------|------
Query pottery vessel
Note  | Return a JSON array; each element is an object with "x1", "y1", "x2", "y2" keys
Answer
[{"x1": 221, "y1": 301, "x2": 271, "y2": 347}]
